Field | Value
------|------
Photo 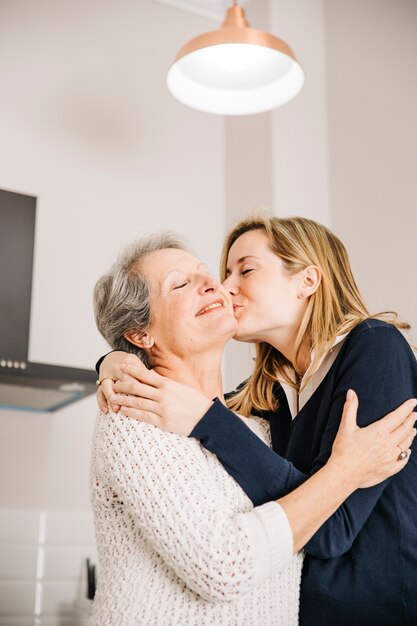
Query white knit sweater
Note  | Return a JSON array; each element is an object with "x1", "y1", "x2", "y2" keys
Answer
[{"x1": 90, "y1": 410, "x2": 303, "y2": 626}]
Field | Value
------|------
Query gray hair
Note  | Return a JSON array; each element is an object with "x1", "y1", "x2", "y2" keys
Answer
[{"x1": 93, "y1": 231, "x2": 192, "y2": 366}]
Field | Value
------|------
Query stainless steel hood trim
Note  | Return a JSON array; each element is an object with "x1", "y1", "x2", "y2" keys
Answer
[{"x1": 0, "y1": 362, "x2": 97, "y2": 412}]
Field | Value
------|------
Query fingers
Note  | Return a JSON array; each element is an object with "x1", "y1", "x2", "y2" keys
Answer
[
  {"x1": 101, "y1": 380, "x2": 122, "y2": 412},
  {"x1": 101, "y1": 379, "x2": 115, "y2": 404},
  {"x1": 120, "y1": 363, "x2": 162, "y2": 387},
  {"x1": 113, "y1": 379, "x2": 158, "y2": 400},
  {"x1": 389, "y1": 413, "x2": 417, "y2": 446},
  {"x1": 376, "y1": 399, "x2": 417, "y2": 433},
  {"x1": 338, "y1": 389, "x2": 359, "y2": 432},
  {"x1": 118, "y1": 372, "x2": 139, "y2": 383},
  {"x1": 96, "y1": 389, "x2": 108, "y2": 413},
  {"x1": 397, "y1": 429, "x2": 416, "y2": 455},
  {"x1": 112, "y1": 394, "x2": 160, "y2": 415},
  {"x1": 99, "y1": 350, "x2": 136, "y2": 378},
  {"x1": 99, "y1": 352, "x2": 142, "y2": 390},
  {"x1": 383, "y1": 450, "x2": 412, "y2": 482},
  {"x1": 119, "y1": 406, "x2": 159, "y2": 426},
  {"x1": 396, "y1": 448, "x2": 412, "y2": 467}
]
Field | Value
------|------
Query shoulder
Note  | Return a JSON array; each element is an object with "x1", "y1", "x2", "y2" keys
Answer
[
  {"x1": 94, "y1": 410, "x2": 202, "y2": 460},
  {"x1": 335, "y1": 319, "x2": 417, "y2": 387},
  {"x1": 345, "y1": 318, "x2": 413, "y2": 355}
]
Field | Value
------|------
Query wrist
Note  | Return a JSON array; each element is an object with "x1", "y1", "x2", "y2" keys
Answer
[
  {"x1": 323, "y1": 456, "x2": 359, "y2": 494},
  {"x1": 190, "y1": 398, "x2": 214, "y2": 431},
  {"x1": 200, "y1": 397, "x2": 214, "y2": 416}
]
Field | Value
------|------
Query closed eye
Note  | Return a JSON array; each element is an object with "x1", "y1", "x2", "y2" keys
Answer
[
  {"x1": 241, "y1": 269, "x2": 254, "y2": 276},
  {"x1": 173, "y1": 282, "x2": 188, "y2": 290}
]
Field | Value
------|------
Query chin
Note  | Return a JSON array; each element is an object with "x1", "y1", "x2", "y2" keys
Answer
[
  {"x1": 216, "y1": 315, "x2": 238, "y2": 336},
  {"x1": 232, "y1": 329, "x2": 259, "y2": 344}
]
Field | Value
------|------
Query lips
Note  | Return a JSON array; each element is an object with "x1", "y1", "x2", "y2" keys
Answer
[
  {"x1": 196, "y1": 299, "x2": 224, "y2": 317},
  {"x1": 232, "y1": 304, "x2": 244, "y2": 318}
]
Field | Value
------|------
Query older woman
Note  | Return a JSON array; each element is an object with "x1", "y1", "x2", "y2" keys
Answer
[{"x1": 90, "y1": 232, "x2": 414, "y2": 625}]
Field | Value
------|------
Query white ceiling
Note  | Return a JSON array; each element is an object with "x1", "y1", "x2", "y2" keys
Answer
[{"x1": 154, "y1": 0, "x2": 250, "y2": 22}]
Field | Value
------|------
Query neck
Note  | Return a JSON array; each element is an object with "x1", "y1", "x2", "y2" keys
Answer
[
  {"x1": 151, "y1": 347, "x2": 225, "y2": 402},
  {"x1": 267, "y1": 328, "x2": 311, "y2": 376}
]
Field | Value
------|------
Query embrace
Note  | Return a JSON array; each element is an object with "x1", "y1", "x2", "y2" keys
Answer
[{"x1": 90, "y1": 215, "x2": 417, "y2": 625}]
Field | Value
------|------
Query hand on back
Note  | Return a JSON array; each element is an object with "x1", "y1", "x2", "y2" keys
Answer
[{"x1": 330, "y1": 390, "x2": 416, "y2": 488}]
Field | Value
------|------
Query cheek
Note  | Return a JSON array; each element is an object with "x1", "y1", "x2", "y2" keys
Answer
[
  {"x1": 245, "y1": 287, "x2": 295, "y2": 326},
  {"x1": 240, "y1": 280, "x2": 262, "y2": 304},
  {"x1": 167, "y1": 307, "x2": 191, "y2": 336},
  {"x1": 152, "y1": 301, "x2": 184, "y2": 340}
]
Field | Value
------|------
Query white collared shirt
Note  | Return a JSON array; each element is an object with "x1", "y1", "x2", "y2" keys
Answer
[{"x1": 278, "y1": 334, "x2": 349, "y2": 419}]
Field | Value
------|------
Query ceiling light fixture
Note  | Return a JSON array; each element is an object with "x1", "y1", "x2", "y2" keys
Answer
[{"x1": 166, "y1": 1, "x2": 305, "y2": 116}]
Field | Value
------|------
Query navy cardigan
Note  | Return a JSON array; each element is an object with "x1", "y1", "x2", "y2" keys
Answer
[{"x1": 191, "y1": 320, "x2": 417, "y2": 626}]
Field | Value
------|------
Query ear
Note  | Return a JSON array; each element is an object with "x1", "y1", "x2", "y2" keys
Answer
[
  {"x1": 299, "y1": 265, "x2": 322, "y2": 298},
  {"x1": 123, "y1": 331, "x2": 154, "y2": 350}
]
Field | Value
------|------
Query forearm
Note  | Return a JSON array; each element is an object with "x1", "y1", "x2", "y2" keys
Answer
[
  {"x1": 194, "y1": 405, "x2": 357, "y2": 556},
  {"x1": 278, "y1": 459, "x2": 356, "y2": 553},
  {"x1": 192, "y1": 400, "x2": 307, "y2": 504}
]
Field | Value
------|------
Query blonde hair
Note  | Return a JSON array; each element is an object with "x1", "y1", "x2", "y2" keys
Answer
[{"x1": 221, "y1": 214, "x2": 410, "y2": 416}]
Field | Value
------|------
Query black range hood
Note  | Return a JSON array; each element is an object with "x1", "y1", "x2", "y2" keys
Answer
[{"x1": 0, "y1": 189, "x2": 97, "y2": 412}]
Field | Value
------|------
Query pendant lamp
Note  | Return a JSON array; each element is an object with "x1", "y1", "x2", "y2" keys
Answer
[{"x1": 166, "y1": 1, "x2": 305, "y2": 116}]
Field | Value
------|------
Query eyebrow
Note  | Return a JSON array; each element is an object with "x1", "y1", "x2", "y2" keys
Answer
[
  {"x1": 165, "y1": 262, "x2": 206, "y2": 278},
  {"x1": 225, "y1": 255, "x2": 260, "y2": 276},
  {"x1": 161, "y1": 262, "x2": 208, "y2": 288}
]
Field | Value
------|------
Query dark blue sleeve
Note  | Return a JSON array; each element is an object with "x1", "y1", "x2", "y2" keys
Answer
[
  {"x1": 304, "y1": 324, "x2": 417, "y2": 557},
  {"x1": 192, "y1": 324, "x2": 417, "y2": 558},
  {"x1": 191, "y1": 400, "x2": 308, "y2": 505}
]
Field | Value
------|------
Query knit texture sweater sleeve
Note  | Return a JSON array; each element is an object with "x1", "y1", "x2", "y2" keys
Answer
[{"x1": 94, "y1": 410, "x2": 294, "y2": 603}]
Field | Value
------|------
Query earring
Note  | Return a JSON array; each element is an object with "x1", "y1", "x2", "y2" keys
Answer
[
  {"x1": 144, "y1": 338, "x2": 151, "y2": 347},
  {"x1": 300, "y1": 290, "x2": 307, "y2": 298}
]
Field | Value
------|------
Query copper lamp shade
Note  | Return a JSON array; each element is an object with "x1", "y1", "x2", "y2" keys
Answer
[{"x1": 166, "y1": 3, "x2": 305, "y2": 116}]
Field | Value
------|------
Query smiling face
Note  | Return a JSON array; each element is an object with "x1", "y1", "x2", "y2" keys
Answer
[
  {"x1": 223, "y1": 229, "x2": 309, "y2": 345},
  {"x1": 141, "y1": 248, "x2": 237, "y2": 359}
]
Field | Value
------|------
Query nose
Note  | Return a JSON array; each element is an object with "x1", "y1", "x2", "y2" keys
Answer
[
  {"x1": 222, "y1": 274, "x2": 239, "y2": 296},
  {"x1": 198, "y1": 273, "x2": 220, "y2": 294}
]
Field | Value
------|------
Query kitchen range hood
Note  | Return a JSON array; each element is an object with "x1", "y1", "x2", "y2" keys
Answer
[{"x1": 0, "y1": 189, "x2": 97, "y2": 412}]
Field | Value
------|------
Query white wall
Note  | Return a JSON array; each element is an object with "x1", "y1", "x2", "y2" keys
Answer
[
  {"x1": 0, "y1": 509, "x2": 97, "y2": 626},
  {"x1": 0, "y1": 0, "x2": 224, "y2": 621},
  {"x1": 325, "y1": 0, "x2": 417, "y2": 337},
  {"x1": 270, "y1": 0, "x2": 331, "y2": 224}
]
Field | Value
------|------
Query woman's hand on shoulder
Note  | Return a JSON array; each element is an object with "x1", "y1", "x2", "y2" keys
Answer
[
  {"x1": 109, "y1": 362, "x2": 214, "y2": 437},
  {"x1": 329, "y1": 390, "x2": 416, "y2": 489}
]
